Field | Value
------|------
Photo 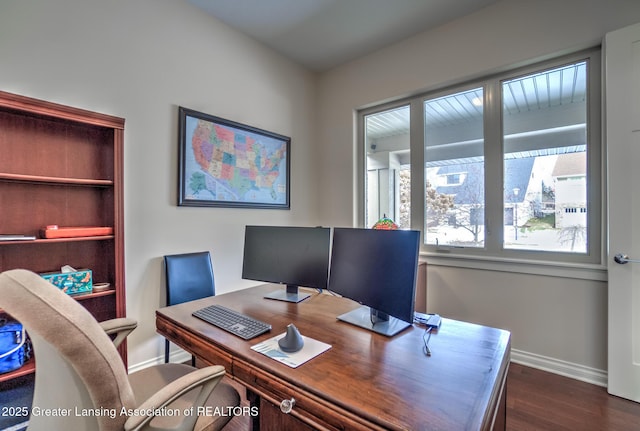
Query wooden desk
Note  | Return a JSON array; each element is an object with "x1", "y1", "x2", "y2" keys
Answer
[{"x1": 156, "y1": 284, "x2": 510, "y2": 431}]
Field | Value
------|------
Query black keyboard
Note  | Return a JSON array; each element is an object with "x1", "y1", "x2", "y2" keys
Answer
[{"x1": 192, "y1": 304, "x2": 271, "y2": 340}]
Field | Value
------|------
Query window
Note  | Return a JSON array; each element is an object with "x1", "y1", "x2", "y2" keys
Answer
[
  {"x1": 360, "y1": 49, "x2": 601, "y2": 266},
  {"x1": 502, "y1": 62, "x2": 588, "y2": 253},
  {"x1": 446, "y1": 173, "x2": 462, "y2": 185},
  {"x1": 364, "y1": 105, "x2": 411, "y2": 229},
  {"x1": 425, "y1": 87, "x2": 484, "y2": 247}
]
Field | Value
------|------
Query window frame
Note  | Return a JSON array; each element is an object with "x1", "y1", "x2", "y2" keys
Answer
[{"x1": 357, "y1": 48, "x2": 605, "y2": 280}]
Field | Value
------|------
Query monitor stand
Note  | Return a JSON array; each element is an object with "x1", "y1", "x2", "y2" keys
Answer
[
  {"x1": 264, "y1": 284, "x2": 311, "y2": 303},
  {"x1": 337, "y1": 305, "x2": 411, "y2": 337}
]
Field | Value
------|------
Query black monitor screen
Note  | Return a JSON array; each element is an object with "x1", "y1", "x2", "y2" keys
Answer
[
  {"x1": 328, "y1": 228, "x2": 420, "y2": 335},
  {"x1": 242, "y1": 226, "x2": 331, "y2": 301}
]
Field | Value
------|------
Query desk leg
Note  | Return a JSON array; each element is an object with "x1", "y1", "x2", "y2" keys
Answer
[
  {"x1": 494, "y1": 374, "x2": 507, "y2": 431},
  {"x1": 247, "y1": 389, "x2": 261, "y2": 431}
]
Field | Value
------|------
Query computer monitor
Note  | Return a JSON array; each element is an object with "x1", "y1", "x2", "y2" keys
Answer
[
  {"x1": 328, "y1": 228, "x2": 420, "y2": 336},
  {"x1": 242, "y1": 225, "x2": 331, "y2": 303}
]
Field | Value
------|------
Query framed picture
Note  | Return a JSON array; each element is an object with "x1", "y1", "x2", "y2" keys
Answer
[{"x1": 178, "y1": 107, "x2": 290, "y2": 209}]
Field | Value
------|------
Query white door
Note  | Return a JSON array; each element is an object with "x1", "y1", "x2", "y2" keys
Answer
[{"x1": 606, "y1": 22, "x2": 640, "y2": 402}]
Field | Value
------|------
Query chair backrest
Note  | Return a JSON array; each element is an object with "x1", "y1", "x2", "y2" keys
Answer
[
  {"x1": 164, "y1": 252, "x2": 215, "y2": 306},
  {"x1": 0, "y1": 269, "x2": 135, "y2": 431}
]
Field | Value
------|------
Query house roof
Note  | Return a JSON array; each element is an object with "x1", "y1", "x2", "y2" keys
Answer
[
  {"x1": 435, "y1": 158, "x2": 534, "y2": 204},
  {"x1": 552, "y1": 152, "x2": 586, "y2": 177}
]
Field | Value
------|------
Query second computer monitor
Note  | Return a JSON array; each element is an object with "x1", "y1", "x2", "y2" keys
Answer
[
  {"x1": 328, "y1": 227, "x2": 420, "y2": 336},
  {"x1": 242, "y1": 225, "x2": 331, "y2": 302}
]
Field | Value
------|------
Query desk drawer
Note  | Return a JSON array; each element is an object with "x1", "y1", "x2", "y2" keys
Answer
[
  {"x1": 156, "y1": 316, "x2": 233, "y2": 372},
  {"x1": 233, "y1": 358, "x2": 386, "y2": 431}
]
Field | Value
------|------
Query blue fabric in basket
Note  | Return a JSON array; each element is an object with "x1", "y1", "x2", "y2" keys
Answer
[{"x1": 0, "y1": 320, "x2": 26, "y2": 374}]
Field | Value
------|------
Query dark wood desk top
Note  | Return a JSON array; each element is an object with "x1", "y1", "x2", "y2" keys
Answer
[{"x1": 156, "y1": 284, "x2": 510, "y2": 431}]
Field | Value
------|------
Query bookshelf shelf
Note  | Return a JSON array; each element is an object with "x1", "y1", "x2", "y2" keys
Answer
[
  {"x1": 0, "y1": 236, "x2": 115, "y2": 246},
  {"x1": 0, "y1": 358, "x2": 35, "y2": 384},
  {"x1": 0, "y1": 172, "x2": 114, "y2": 187},
  {"x1": 0, "y1": 288, "x2": 115, "y2": 314}
]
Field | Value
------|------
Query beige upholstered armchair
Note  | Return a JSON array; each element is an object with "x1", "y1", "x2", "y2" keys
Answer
[{"x1": 0, "y1": 269, "x2": 240, "y2": 431}]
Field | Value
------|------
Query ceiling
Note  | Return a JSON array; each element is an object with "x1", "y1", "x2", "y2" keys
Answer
[
  {"x1": 188, "y1": 0, "x2": 499, "y2": 72},
  {"x1": 185, "y1": 0, "x2": 587, "y2": 160}
]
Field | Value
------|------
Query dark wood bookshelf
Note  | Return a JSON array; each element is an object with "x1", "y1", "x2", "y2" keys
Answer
[{"x1": 0, "y1": 90, "x2": 126, "y2": 381}]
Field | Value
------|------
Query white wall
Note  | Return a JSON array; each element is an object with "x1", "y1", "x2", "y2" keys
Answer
[
  {"x1": 316, "y1": 0, "x2": 640, "y2": 382},
  {"x1": 0, "y1": 0, "x2": 320, "y2": 366}
]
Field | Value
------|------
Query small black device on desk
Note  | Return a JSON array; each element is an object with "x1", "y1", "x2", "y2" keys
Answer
[
  {"x1": 192, "y1": 304, "x2": 271, "y2": 340},
  {"x1": 414, "y1": 312, "x2": 442, "y2": 329}
]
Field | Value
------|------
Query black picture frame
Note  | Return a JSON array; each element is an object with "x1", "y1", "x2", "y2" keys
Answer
[{"x1": 178, "y1": 107, "x2": 290, "y2": 209}]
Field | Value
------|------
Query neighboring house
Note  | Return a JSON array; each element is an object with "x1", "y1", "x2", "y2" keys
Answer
[
  {"x1": 432, "y1": 158, "x2": 535, "y2": 228},
  {"x1": 552, "y1": 152, "x2": 587, "y2": 228},
  {"x1": 430, "y1": 152, "x2": 586, "y2": 232}
]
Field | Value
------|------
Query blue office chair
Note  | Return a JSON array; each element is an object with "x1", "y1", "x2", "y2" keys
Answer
[{"x1": 164, "y1": 251, "x2": 216, "y2": 364}]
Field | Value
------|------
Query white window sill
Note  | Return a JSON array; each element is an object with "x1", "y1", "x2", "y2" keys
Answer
[{"x1": 421, "y1": 252, "x2": 607, "y2": 281}]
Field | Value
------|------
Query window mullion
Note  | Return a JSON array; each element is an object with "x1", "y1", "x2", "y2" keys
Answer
[
  {"x1": 410, "y1": 99, "x2": 425, "y2": 241},
  {"x1": 483, "y1": 80, "x2": 504, "y2": 254}
]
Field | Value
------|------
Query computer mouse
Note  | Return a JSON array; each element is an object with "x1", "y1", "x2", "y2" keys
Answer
[{"x1": 278, "y1": 323, "x2": 304, "y2": 353}]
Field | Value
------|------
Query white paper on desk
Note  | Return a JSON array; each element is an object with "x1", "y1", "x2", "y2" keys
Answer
[{"x1": 251, "y1": 333, "x2": 331, "y2": 368}]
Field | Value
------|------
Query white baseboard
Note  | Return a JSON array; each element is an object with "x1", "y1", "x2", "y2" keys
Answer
[
  {"x1": 511, "y1": 348, "x2": 607, "y2": 387},
  {"x1": 128, "y1": 349, "x2": 191, "y2": 374}
]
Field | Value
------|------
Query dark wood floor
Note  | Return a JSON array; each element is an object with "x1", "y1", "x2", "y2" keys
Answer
[
  {"x1": 223, "y1": 362, "x2": 640, "y2": 430},
  {"x1": 507, "y1": 363, "x2": 640, "y2": 431}
]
